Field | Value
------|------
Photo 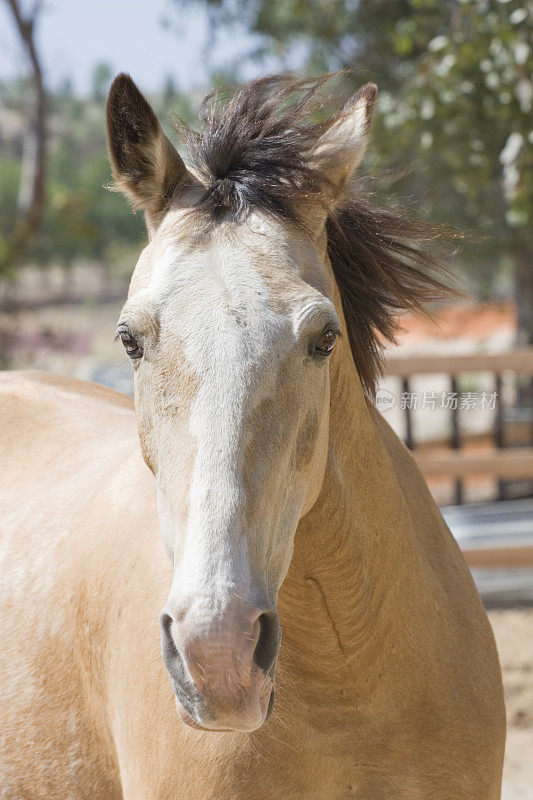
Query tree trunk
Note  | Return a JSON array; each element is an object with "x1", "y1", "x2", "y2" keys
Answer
[
  {"x1": 0, "y1": 0, "x2": 47, "y2": 365},
  {"x1": 0, "y1": 0, "x2": 47, "y2": 275}
]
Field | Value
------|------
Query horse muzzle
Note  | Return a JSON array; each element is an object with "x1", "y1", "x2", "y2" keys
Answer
[{"x1": 159, "y1": 599, "x2": 280, "y2": 732}]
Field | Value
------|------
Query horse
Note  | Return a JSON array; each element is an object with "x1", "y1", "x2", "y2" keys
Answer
[{"x1": 0, "y1": 74, "x2": 505, "y2": 799}]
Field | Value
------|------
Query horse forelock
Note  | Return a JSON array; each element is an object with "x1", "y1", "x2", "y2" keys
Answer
[{"x1": 171, "y1": 74, "x2": 457, "y2": 397}]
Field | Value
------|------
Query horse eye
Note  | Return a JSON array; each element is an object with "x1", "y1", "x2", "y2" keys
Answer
[
  {"x1": 312, "y1": 326, "x2": 338, "y2": 357},
  {"x1": 116, "y1": 325, "x2": 143, "y2": 360}
]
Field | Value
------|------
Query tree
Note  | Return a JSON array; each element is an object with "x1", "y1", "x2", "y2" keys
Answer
[
  {"x1": 1, "y1": 0, "x2": 47, "y2": 275},
  {"x1": 91, "y1": 62, "x2": 113, "y2": 103},
  {"x1": 394, "y1": 0, "x2": 533, "y2": 345},
  {"x1": 163, "y1": 74, "x2": 178, "y2": 106}
]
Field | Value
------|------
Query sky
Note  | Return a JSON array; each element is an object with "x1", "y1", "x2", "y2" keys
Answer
[{"x1": 0, "y1": 0, "x2": 259, "y2": 95}]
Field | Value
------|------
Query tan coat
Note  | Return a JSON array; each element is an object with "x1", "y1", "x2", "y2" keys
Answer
[
  {"x1": 0, "y1": 367, "x2": 505, "y2": 799},
  {"x1": 0, "y1": 72, "x2": 506, "y2": 799}
]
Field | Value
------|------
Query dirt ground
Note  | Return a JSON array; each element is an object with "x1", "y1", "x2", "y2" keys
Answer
[{"x1": 489, "y1": 609, "x2": 533, "y2": 799}]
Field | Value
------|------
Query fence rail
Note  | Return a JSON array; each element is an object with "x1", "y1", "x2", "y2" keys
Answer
[
  {"x1": 414, "y1": 448, "x2": 533, "y2": 479},
  {"x1": 384, "y1": 347, "x2": 533, "y2": 378},
  {"x1": 384, "y1": 346, "x2": 533, "y2": 503}
]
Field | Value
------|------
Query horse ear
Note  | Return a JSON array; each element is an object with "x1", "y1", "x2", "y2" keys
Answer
[
  {"x1": 313, "y1": 83, "x2": 377, "y2": 205},
  {"x1": 106, "y1": 74, "x2": 188, "y2": 227}
]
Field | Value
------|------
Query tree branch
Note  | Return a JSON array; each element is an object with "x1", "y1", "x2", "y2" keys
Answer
[{"x1": 1, "y1": 0, "x2": 47, "y2": 274}]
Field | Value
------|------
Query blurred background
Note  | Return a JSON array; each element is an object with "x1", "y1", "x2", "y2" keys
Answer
[{"x1": 1, "y1": 1, "x2": 532, "y2": 796}]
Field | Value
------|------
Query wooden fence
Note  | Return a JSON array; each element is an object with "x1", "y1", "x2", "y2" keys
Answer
[{"x1": 384, "y1": 347, "x2": 533, "y2": 504}]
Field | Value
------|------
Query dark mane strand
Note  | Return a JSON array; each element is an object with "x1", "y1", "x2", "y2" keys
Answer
[
  {"x1": 176, "y1": 75, "x2": 457, "y2": 396},
  {"x1": 175, "y1": 75, "x2": 333, "y2": 221},
  {"x1": 326, "y1": 197, "x2": 457, "y2": 396}
]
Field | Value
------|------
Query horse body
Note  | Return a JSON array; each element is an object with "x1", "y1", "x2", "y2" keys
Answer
[
  {"x1": 0, "y1": 370, "x2": 504, "y2": 799},
  {"x1": 0, "y1": 74, "x2": 505, "y2": 798}
]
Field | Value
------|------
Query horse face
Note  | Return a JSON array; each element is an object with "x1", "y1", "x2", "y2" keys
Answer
[
  {"x1": 118, "y1": 213, "x2": 337, "y2": 730},
  {"x1": 107, "y1": 73, "x2": 374, "y2": 731}
]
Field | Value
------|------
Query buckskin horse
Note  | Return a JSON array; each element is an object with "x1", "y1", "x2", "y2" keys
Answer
[{"x1": 0, "y1": 75, "x2": 505, "y2": 799}]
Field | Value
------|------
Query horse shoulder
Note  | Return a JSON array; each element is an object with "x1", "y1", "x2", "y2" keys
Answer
[{"x1": 0, "y1": 371, "x2": 167, "y2": 799}]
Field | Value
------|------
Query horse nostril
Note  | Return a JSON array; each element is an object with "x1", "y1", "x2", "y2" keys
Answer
[
  {"x1": 160, "y1": 610, "x2": 172, "y2": 637},
  {"x1": 160, "y1": 610, "x2": 179, "y2": 659},
  {"x1": 253, "y1": 610, "x2": 280, "y2": 673}
]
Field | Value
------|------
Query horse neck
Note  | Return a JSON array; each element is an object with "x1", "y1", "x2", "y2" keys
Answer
[{"x1": 278, "y1": 306, "x2": 429, "y2": 694}]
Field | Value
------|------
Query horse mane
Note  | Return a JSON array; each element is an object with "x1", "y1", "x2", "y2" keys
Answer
[{"x1": 176, "y1": 75, "x2": 455, "y2": 396}]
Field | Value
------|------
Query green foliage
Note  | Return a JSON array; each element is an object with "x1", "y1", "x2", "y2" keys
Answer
[
  {"x1": 91, "y1": 62, "x2": 113, "y2": 103},
  {"x1": 401, "y1": 0, "x2": 533, "y2": 234},
  {"x1": 0, "y1": 77, "x2": 194, "y2": 277},
  {"x1": 172, "y1": 0, "x2": 533, "y2": 299},
  {"x1": 0, "y1": 157, "x2": 21, "y2": 268},
  {"x1": 0, "y1": 158, "x2": 21, "y2": 231},
  {"x1": 26, "y1": 100, "x2": 146, "y2": 270}
]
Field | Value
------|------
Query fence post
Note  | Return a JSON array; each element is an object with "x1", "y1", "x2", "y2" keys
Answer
[
  {"x1": 450, "y1": 375, "x2": 463, "y2": 505},
  {"x1": 402, "y1": 377, "x2": 414, "y2": 451},
  {"x1": 494, "y1": 372, "x2": 506, "y2": 501}
]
